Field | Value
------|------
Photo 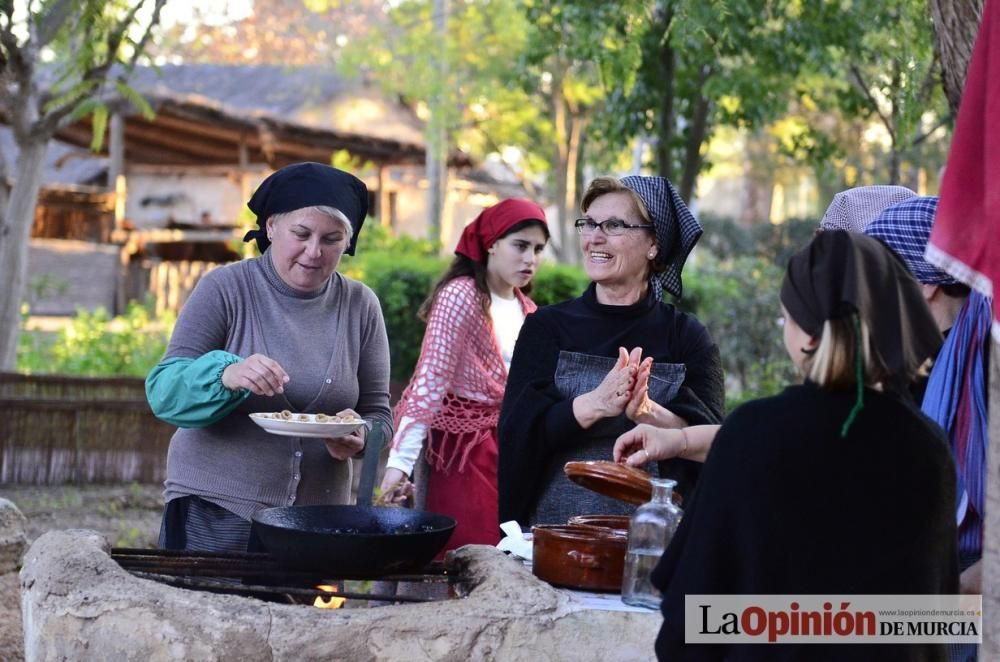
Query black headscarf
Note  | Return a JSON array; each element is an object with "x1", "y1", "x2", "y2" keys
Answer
[
  {"x1": 780, "y1": 230, "x2": 942, "y2": 392},
  {"x1": 243, "y1": 162, "x2": 369, "y2": 255}
]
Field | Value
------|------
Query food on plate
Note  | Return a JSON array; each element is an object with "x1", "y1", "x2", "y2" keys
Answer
[{"x1": 255, "y1": 411, "x2": 364, "y2": 424}]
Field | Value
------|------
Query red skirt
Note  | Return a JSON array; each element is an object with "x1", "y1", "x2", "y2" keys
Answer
[{"x1": 424, "y1": 427, "x2": 501, "y2": 556}]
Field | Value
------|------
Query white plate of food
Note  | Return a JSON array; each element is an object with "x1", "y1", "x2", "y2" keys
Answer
[{"x1": 249, "y1": 411, "x2": 365, "y2": 438}]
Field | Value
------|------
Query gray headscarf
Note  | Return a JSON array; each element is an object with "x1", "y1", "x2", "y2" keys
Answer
[
  {"x1": 819, "y1": 185, "x2": 917, "y2": 233},
  {"x1": 620, "y1": 175, "x2": 703, "y2": 300}
]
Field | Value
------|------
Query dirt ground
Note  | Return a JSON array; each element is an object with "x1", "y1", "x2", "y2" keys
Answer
[{"x1": 0, "y1": 483, "x2": 164, "y2": 662}]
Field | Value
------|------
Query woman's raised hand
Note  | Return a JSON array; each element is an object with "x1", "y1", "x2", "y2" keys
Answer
[
  {"x1": 625, "y1": 356, "x2": 654, "y2": 422},
  {"x1": 324, "y1": 408, "x2": 367, "y2": 460},
  {"x1": 221, "y1": 353, "x2": 290, "y2": 396},
  {"x1": 573, "y1": 347, "x2": 644, "y2": 428},
  {"x1": 596, "y1": 347, "x2": 641, "y2": 414}
]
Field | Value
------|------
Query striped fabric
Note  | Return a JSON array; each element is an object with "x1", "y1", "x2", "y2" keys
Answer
[
  {"x1": 620, "y1": 175, "x2": 702, "y2": 300},
  {"x1": 922, "y1": 292, "x2": 992, "y2": 548},
  {"x1": 865, "y1": 196, "x2": 958, "y2": 285},
  {"x1": 819, "y1": 185, "x2": 917, "y2": 233},
  {"x1": 158, "y1": 495, "x2": 253, "y2": 554}
]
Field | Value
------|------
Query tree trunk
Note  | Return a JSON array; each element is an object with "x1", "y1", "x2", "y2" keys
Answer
[
  {"x1": 655, "y1": 5, "x2": 676, "y2": 181},
  {"x1": 551, "y1": 67, "x2": 570, "y2": 263},
  {"x1": 564, "y1": 111, "x2": 587, "y2": 259},
  {"x1": 928, "y1": 0, "x2": 985, "y2": 113},
  {"x1": 426, "y1": 0, "x2": 449, "y2": 242},
  {"x1": 888, "y1": 58, "x2": 902, "y2": 184},
  {"x1": 0, "y1": 139, "x2": 49, "y2": 370},
  {"x1": 679, "y1": 84, "x2": 711, "y2": 204}
]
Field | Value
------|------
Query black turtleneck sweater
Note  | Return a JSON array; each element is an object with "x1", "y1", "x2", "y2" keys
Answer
[{"x1": 498, "y1": 283, "x2": 724, "y2": 525}]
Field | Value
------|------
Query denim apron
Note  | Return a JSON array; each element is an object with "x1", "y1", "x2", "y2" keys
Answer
[{"x1": 530, "y1": 350, "x2": 685, "y2": 525}]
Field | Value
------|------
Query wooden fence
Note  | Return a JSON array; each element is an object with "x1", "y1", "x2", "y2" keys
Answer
[
  {"x1": 124, "y1": 259, "x2": 225, "y2": 316},
  {"x1": 0, "y1": 373, "x2": 174, "y2": 485}
]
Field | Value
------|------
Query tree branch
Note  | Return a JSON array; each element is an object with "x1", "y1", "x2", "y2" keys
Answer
[
  {"x1": 849, "y1": 63, "x2": 895, "y2": 141},
  {"x1": 37, "y1": 0, "x2": 165, "y2": 136},
  {"x1": 909, "y1": 112, "x2": 953, "y2": 148},
  {"x1": 476, "y1": 130, "x2": 542, "y2": 201},
  {"x1": 125, "y1": 0, "x2": 166, "y2": 70},
  {"x1": 33, "y1": 0, "x2": 74, "y2": 48},
  {"x1": 916, "y1": 52, "x2": 941, "y2": 107}
]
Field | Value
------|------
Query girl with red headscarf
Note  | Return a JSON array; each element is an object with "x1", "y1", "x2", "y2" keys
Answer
[{"x1": 379, "y1": 199, "x2": 549, "y2": 552}]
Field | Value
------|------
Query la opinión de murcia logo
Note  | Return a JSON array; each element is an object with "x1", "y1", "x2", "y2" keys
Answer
[{"x1": 685, "y1": 595, "x2": 982, "y2": 644}]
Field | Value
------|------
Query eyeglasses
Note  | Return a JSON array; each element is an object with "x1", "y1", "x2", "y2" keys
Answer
[{"x1": 574, "y1": 218, "x2": 654, "y2": 236}]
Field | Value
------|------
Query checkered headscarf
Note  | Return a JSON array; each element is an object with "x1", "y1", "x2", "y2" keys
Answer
[
  {"x1": 819, "y1": 185, "x2": 917, "y2": 233},
  {"x1": 864, "y1": 196, "x2": 957, "y2": 286},
  {"x1": 620, "y1": 175, "x2": 703, "y2": 299}
]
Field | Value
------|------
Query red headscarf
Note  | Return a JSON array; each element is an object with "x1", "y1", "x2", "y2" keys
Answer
[{"x1": 454, "y1": 198, "x2": 548, "y2": 262}]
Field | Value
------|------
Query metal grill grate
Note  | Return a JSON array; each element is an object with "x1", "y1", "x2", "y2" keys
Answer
[{"x1": 111, "y1": 548, "x2": 455, "y2": 604}]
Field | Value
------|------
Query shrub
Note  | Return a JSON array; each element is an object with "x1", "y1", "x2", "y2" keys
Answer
[
  {"x1": 677, "y1": 255, "x2": 797, "y2": 409},
  {"x1": 341, "y1": 251, "x2": 447, "y2": 382},
  {"x1": 530, "y1": 262, "x2": 589, "y2": 306},
  {"x1": 17, "y1": 299, "x2": 175, "y2": 377}
]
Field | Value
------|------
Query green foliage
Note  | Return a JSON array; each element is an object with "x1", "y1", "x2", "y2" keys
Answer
[
  {"x1": 25, "y1": 0, "x2": 164, "y2": 151},
  {"x1": 341, "y1": 251, "x2": 447, "y2": 382},
  {"x1": 351, "y1": 222, "x2": 441, "y2": 259},
  {"x1": 698, "y1": 214, "x2": 817, "y2": 267},
  {"x1": 17, "y1": 300, "x2": 175, "y2": 377},
  {"x1": 678, "y1": 254, "x2": 797, "y2": 409},
  {"x1": 529, "y1": 262, "x2": 589, "y2": 306}
]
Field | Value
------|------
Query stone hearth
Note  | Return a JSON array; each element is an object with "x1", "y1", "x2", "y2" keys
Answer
[{"x1": 20, "y1": 530, "x2": 659, "y2": 661}]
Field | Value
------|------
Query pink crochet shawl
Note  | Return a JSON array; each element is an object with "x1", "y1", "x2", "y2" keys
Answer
[{"x1": 392, "y1": 276, "x2": 536, "y2": 473}]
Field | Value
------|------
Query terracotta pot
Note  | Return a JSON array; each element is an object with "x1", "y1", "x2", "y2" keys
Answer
[
  {"x1": 567, "y1": 514, "x2": 630, "y2": 536},
  {"x1": 531, "y1": 524, "x2": 627, "y2": 592}
]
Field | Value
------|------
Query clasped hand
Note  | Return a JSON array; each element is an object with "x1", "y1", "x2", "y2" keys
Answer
[{"x1": 587, "y1": 347, "x2": 654, "y2": 422}]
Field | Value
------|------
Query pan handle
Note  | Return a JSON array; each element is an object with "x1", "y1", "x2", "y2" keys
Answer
[{"x1": 356, "y1": 423, "x2": 385, "y2": 507}]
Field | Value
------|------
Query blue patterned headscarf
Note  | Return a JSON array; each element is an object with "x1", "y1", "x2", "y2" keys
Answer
[
  {"x1": 864, "y1": 196, "x2": 957, "y2": 285},
  {"x1": 620, "y1": 175, "x2": 703, "y2": 300}
]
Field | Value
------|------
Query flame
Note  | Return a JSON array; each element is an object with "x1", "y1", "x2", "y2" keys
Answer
[{"x1": 313, "y1": 584, "x2": 346, "y2": 609}]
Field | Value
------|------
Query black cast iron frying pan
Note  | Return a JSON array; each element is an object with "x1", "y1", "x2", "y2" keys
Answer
[{"x1": 251, "y1": 505, "x2": 456, "y2": 577}]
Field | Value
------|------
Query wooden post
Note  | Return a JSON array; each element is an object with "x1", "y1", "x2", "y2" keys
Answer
[
  {"x1": 984, "y1": 339, "x2": 1000, "y2": 656},
  {"x1": 377, "y1": 164, "x2": 391, "y2": 228},
  {"x1": 107, "y1": 113, "x2": 124, "y2": 193}
]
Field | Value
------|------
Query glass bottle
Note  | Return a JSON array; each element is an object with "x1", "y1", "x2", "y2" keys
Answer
[{"x1": 621, "y1": 477, "x2": 682, "y2": 609}]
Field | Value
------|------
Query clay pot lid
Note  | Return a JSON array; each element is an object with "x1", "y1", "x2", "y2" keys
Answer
[
  {"x1": 564, "y1": 461, "x2": 653, "y2": 505},
  {"x1": 567, "y1": 514, "x2": 631, "y2": 534}
]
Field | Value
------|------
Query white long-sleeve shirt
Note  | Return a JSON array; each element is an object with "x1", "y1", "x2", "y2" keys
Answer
[{"x1": 386, "y1": 292, "x2": 525, "y2": 476}]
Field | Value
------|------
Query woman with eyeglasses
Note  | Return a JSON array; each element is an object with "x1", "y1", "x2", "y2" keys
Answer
[{"x1": 498, "y1": 176, "x2": 724, "y2": 526}]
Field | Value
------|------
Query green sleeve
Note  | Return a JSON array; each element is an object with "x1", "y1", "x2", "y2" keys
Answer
[{"x1": 145, "y1": 350, "x2": 252, "y2": 428}]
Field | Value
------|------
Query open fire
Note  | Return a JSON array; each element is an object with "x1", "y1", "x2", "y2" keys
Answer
[{"x1": 313, "y1": 584, "x2": 346, "y2": 609}]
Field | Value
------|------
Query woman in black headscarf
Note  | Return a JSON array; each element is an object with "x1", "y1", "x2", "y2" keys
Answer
[
  {"x1": 146, "y1": 162, "x2": 392, "y2": 553},
  {"x1": 648, "y1": 231, "x2": 958, "y2": 661}
]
